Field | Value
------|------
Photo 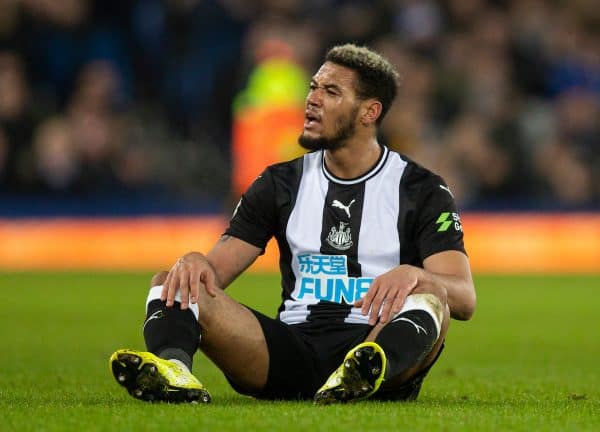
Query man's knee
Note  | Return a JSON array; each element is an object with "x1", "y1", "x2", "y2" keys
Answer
[
  {"x1": 150, "y1": 271, "x2": 169, "y2": 287},
  {"x1": 412, "y1": 281, "x2": 448, "y2": 306},
  {"x1": 398, "y1": 292, "x2": 448, "y2": 338}
]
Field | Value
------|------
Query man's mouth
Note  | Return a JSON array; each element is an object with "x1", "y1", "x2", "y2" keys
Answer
[{"x1": 304, "y1": 111, "x2": 321, "y2": 129}]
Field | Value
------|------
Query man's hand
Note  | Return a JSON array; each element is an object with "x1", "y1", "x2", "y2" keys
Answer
[
  {"x1": 354, "y1": 265, "x2": 421, "y2": 325},
  {"x1": 161, "y1": 251, "x2": 219, "y2": 309}
]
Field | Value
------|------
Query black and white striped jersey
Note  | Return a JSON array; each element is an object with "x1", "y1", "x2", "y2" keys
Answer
[{"x1": 225, "y1": 146, "x2": 466, "y2": 326}]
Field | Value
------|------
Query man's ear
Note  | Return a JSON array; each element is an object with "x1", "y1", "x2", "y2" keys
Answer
[{"x1": 360, "y1": 99, "x2": 382, "y2": 126}]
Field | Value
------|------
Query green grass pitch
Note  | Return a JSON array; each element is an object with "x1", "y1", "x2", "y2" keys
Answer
[{"x1": 1, "y1": 272, "x2": 598, "y2": 431}]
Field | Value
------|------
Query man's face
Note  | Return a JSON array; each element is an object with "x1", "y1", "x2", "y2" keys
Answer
[{"x1": 299, "y1": 62, "x2": 362, "y2": 151}]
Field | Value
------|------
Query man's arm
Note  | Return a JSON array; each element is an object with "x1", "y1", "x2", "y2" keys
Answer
[
  {"x1": 206, "y1": 235, "x2": 263, "y2": 288},
  {"x1": 421, "y1": 250, "x2": 475, "y2": 320},
  {"x1": 355, "y1": 250, "x2": 476, "y2": 324},
  {"x1": 161, "y1": 235, "x2": 262, "y2": 309}
]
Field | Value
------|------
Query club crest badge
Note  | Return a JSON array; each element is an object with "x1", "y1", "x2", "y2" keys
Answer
[{"x1": 327, "y1": 221, "x2": 353, "y2": 250}]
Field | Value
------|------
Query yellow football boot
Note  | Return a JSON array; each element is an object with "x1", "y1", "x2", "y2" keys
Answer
[
  {"x1": 314, "y1": 342, "x2": 386, "y2": 404},
  {"x1": 109, "y1": 349, "x2": 211, "y2": 403}
]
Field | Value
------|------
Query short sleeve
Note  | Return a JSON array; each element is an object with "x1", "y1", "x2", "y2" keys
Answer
[
  {"x1": 224, "y1": 169, "x2": 277, "y2": 252},
  {"x1": 415, "y1": 176, "x2": 466, "y2": 260}
]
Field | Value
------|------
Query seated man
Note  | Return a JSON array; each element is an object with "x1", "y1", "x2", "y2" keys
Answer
[{"x1": 109, "y1": 43, "x2": 476, "y2": 404}]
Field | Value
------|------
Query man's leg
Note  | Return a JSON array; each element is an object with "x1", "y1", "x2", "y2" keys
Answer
[
  {"x1": 142, "y1": 272, "x2": 201, "y2": 372},
  {"x1": 146, "y1": 270, "x2": 271, "y2": 391},
  {"x1": 110, "y1": 271, "x2": 270, "y2": 402},
  {"x1": 145, "y1": 271, "x2": 270, "y2": 391},
  {"x1": 367, "y1": 282, "x2": 449, "y2": 398},
  {"x1": 314, "y1": 282, "x2": 448, "y2": 403}
]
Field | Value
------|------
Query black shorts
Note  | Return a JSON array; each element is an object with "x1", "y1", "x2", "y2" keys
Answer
[{"x1": 226, "y1": 307, "x2": 443, "y2": 401}]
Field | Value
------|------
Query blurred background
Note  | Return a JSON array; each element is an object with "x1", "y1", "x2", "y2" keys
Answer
[
  {"x1": 2, "y1": 4, "x2": 598, "y2": 425},
  {"x1": 0, "y1": 0, "x2": 598, "y2": 272}
]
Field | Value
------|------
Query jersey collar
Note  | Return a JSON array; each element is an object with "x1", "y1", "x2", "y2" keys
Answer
[{"x1": 321, "y1": 145, "x2": 389, "y2": 185}]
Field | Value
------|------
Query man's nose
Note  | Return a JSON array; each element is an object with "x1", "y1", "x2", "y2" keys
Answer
[{"x1": 306, "y1": 89, "x2": 322, "y2": 107}]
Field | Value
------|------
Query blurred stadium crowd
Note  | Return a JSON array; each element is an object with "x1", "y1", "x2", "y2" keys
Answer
[{"x1": 0, "y1": 0, "x2": 598, "y2": 212}]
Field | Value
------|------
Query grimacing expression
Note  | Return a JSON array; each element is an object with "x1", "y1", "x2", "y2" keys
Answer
[{"x1": 299, "y1": 62, "x2": 363, "y2": 151}]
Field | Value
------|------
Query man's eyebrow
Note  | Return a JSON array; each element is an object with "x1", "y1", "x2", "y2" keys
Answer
[{"x1": 310, "y1": 79, "x2": 342, "y2": 92}]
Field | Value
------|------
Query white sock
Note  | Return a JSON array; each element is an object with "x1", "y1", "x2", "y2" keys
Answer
[{"x1": 146, "y1": 285, "x2": 199, "y2": 320}]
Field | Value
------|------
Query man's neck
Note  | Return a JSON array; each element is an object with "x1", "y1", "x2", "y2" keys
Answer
[{"x1": 323, "y1": 137, "x2": 382, "y2": 180}]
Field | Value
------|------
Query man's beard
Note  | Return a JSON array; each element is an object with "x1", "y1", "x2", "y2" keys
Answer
[{"x1": 298, "y1": 106, "x2": 358, "y2": 151}]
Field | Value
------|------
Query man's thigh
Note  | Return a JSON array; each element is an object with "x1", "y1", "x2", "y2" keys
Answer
[
  {"x1": 229, "y1": 313, "x2": 372, "y2": 400},
  {"x1": 226, "y1": 309, "x2": 322, "y2": 400},
  {"x1": 193, "y1": 289, "x2": 272, "y2": 392}
]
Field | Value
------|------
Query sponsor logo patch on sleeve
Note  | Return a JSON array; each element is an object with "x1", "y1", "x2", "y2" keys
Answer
[{"x1": 436, "y1": 212, "x2": 463, "y2": 232}]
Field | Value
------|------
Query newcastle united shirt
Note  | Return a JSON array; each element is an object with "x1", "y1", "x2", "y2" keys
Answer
[{"x1": 225, "y1": 146, "x2": 466, "y2": 326}]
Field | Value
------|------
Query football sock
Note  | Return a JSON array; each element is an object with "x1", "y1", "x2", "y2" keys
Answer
[
  {"x1": 143, "y1": 285, "x2": 201, "y2": 371},
  {"x1": 166, "y1": 357, "x2": 192, "y2": 373},
  {"x1": 374, "y1": 294, "x2": 443, "y2": 380}
]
